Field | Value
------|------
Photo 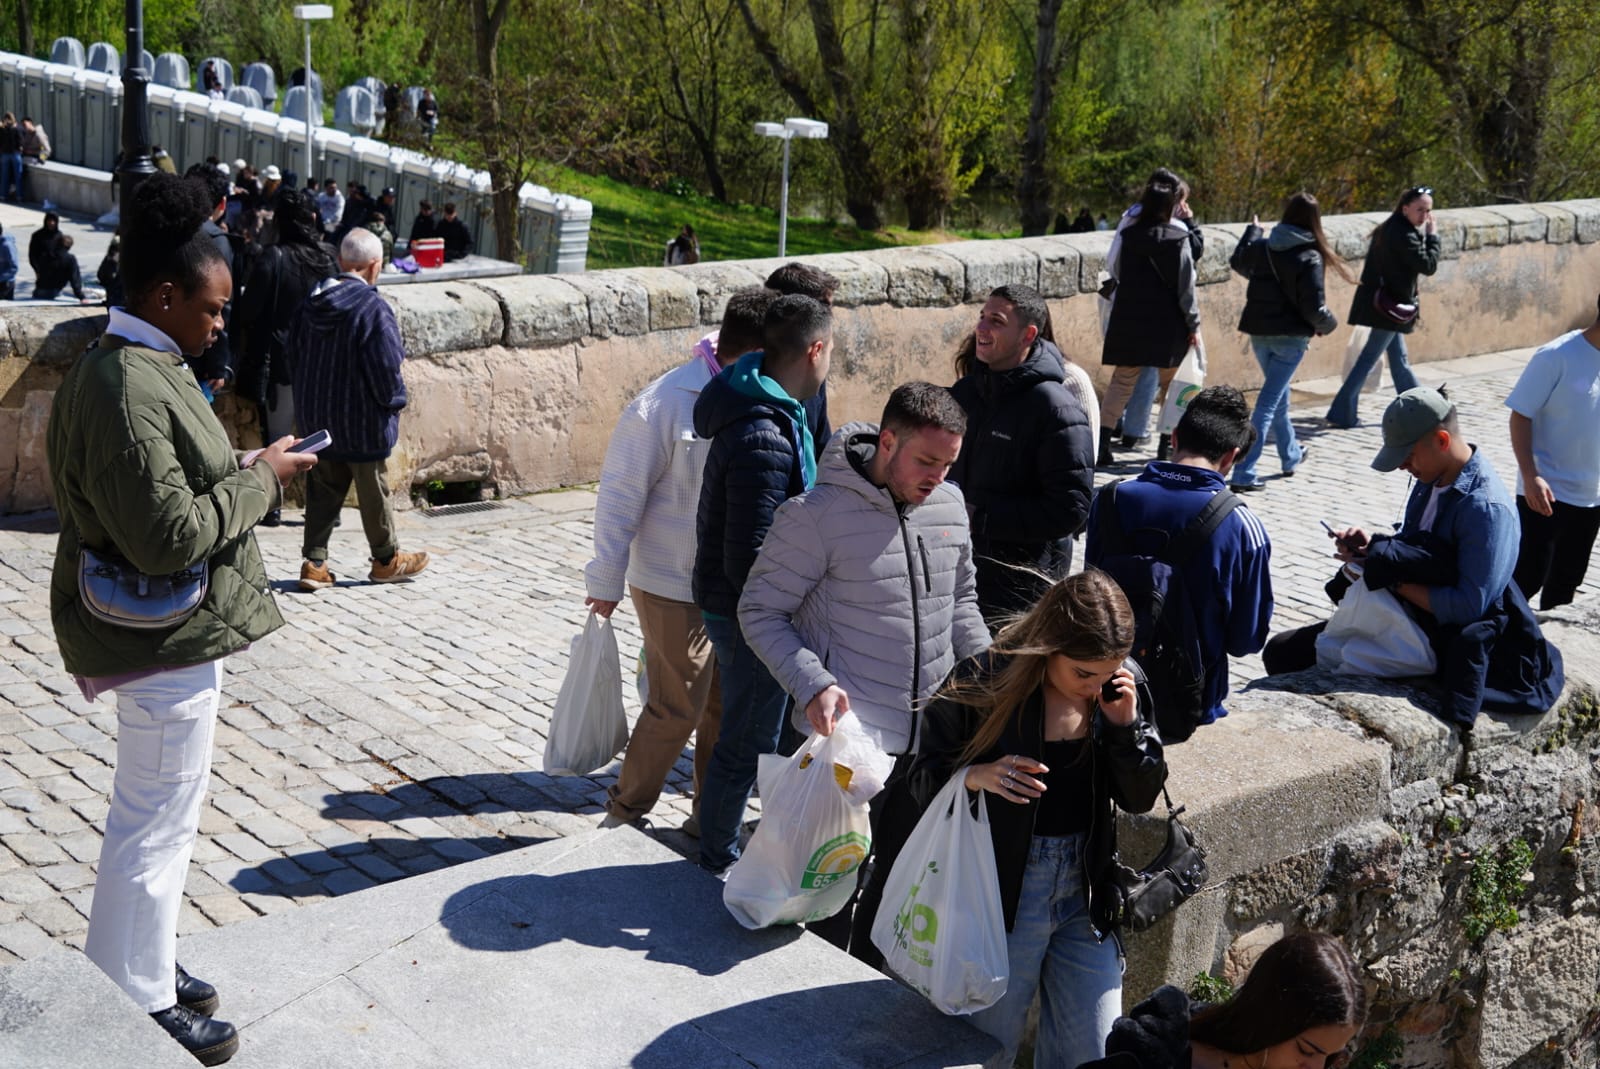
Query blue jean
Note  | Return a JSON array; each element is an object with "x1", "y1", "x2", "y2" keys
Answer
[
  {"x1": 696, "y1": 613, "x2": 791, "y2": 872},
  {"x1": 0, "y1": 152, "x2": 21, "y2": 200},
  {"x1": 1231, "y1": 336, "x2": 1310, "y2": 486},
  {"x1": 1120, "y1": 366, "x2": 1161, "y2": 439},
  {"x1": 1326, "y1": 327, "x2": 1418, "y2": 427},
  {"x1": 970, "y1": 834, "x2": 1122, "y2": 1069}
]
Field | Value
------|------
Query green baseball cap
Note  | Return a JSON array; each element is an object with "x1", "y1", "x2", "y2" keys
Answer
[{"x1": 1371, "y1": 387, "x2": 1452, "y2": 472}]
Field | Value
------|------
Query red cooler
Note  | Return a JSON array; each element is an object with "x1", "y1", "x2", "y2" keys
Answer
[{"x1": 411, "y1": 238, "x2": 445, "y2": 268}]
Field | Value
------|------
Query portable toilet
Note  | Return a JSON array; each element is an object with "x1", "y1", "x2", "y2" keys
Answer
[
  {"x1": 274, "y1": 115, "x2": 317, "y2": 185},
  {"x1": 226, "y1": 85, "x2": 263, "y2": 110},
  {"x1": 17, "y1": 58, "x2": 49, "y2": 127},
  {"x1": 313, "y1": 127, "x2": 356, "y2": 188},
  {"x1": 196, "y1": 57, "x2": 234, "y2": 93},
  {"x1": 280, "y1": 85, "x2": 321, "y2": 125},
  {"x1": 82, "y1": 73, "x2": 121, "y2": 171},
  {"x1": 174, "y1": 90, "x2": 214, "y2": 169},
  {"x1": 333, "y1": 86, "x2": 377, "y2": 137},
  {"x1": 241, "y1": 63, "x2": 277, "y2": 108},
  {"x1": 0, "y1": 55, "x2": 21, "y2": 120},
  {"x1": 518, "y1": 184, "x2": 557, "y2": 273},
  {"x1": 244, "y1": 110, "x2": 282, "y2": 174},
  {"x1": 286, "y1": 68, "x2": 324, "y2": 108},
  {"x1": 140, "y1": 49, "x2": 155, "y2": 74},
  {"x1": 143, "y1": 83, "x2": 181, "y2": 160},
  {"x1": 393, "y1": 149, "x2": 434, "y2": 234},
  {"x1": 152, "y1": 53, "x2": 190, "y2": 91},
  {"x1": 211, "y1": 100, "x2": 250, "y2": 166},
  {"x1": 50, "y1": 38, "x2": 86, "y2": 69},
  {"x1": 86, "y1": 43, "x2": 120, "y2": 76},
  {"x1": 351, "y1": 137, "x2": 396, "y2": 200},
  {"x1": 551, "y1": 195, "x2": 592, "y2": 273},
  {"x1": 44, "y1": 66, "x2": 85, "y2": 165}
]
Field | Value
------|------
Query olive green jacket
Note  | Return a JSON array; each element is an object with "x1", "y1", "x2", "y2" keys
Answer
[{"x1": 49, "y1": 336, "x2": 284, "y2": 677}]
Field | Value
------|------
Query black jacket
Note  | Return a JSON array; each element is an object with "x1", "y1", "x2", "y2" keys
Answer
[
  {"x1": 1230, "y1": 223, "x2": 1337, "y2": 338},
  {"x1": 691, "y1": 371, "x2": 808, "y2": 619},
  {"x1": 229, "y1": 243, "x2": 338, "y2": 406},
  {"x1": 1103, "y1": 221, "x2": 1201, "y2": 368},
  {"x1": 949, "y1": 338, "x2": 1095, "y2": 620},
  {"x1": 910, "y1": 653, "x2": 1166, "y2": 934},
  {"x1": 437, "y1": 216, "x2": 473, "y2": 261},
  {"x1": 1347, "y1": 213, "x2": 1440, "y2": 334},
  {"x1": 192, "y1": 219, "x2": 235, "y2": 384},
  {"x1": 1077, "y1": 985, "x2": 1196, "y2": 1069},
  {"x1": 409, "y1": 213, "x2": 437, "y2": 245}
]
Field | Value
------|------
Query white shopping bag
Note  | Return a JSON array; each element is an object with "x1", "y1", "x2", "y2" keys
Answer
[
  {"x1": 542, "y1": 613, "x2": 629, "y2": 776},
  {"x1": 1341, "y1": 325, "x2": 1382, "y2": 393},
  {"x1": 1316, "y1": 573, "x2": 1437, "y2": 677},
  {"x1": 722, "y1": 718, "x2": 891, "y2": 929},
  {"x1": 1158, "y1": 340, "x2": 1206, "y2": 434},
  {"x1": 871, "y1": 770, "x2": 1009, "y2": 1015}
]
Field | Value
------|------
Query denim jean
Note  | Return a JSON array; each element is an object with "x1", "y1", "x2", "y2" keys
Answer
[
  {"x1": 1231, "y1": 336, "x2": 1310, "y2": 486},
  {"x1": 0, "y1": 151, "x2": 21, "y2": 200},
  {"x1": 1120, "y1": 366, "x2": 1161, "y2": 439},
  {"x1": 696, "y1": 613, "x2": 791, "y2": 873},
  {"x1": 970, "y1": 834, "x2": 1122, "y2": 1069},
  {"x1": 1326, "y1": 327, "x2": 1418, "y2": 427}
]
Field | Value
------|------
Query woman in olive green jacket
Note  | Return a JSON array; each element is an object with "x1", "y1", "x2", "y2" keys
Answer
[{"x1": 48, "y1": 173, "x2": 316, "y2": 1067}]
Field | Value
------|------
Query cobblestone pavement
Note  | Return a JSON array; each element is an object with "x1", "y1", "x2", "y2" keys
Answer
[{"x1": 1, "y1": 349, "x2": 1596, "y2": 966}]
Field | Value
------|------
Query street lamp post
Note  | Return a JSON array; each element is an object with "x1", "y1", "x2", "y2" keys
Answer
[
  {"x1": 294, "y1": 5, "x2": 333, "y2": 184},
  {"x1": 754, "y1": 118, "x2": 828, "y2": 258},
  {"x1": 116, "y1": 0, "x2": 157, "y2": 211}
]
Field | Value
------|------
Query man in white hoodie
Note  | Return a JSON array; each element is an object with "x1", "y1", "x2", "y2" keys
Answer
[{"x1": 585, "y1": 287, "x2": 773, "y2": 830}]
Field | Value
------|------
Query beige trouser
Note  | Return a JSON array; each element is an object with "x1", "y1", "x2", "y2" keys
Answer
[
  {"x1": 1099, "y1": 365, "x2": 1177, "y2": 430},
  {"x1": 605, "y1": 586, "x2": 722, "y2": 822}
]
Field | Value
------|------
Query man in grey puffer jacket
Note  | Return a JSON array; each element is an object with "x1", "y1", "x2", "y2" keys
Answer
[{"x1": 739, "y1": 381, "x2": 990, "y2": 962}]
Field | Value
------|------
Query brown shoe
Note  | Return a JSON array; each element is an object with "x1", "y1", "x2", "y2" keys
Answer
[
  {"x1": 368, "y1": 550, "x2": 429, "y2": 583},
  {"x1": 298, "y1": 560, "x2": 336, "y2": 591}
]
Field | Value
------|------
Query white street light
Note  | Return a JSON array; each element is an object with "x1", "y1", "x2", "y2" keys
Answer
[
  {"x1": 755, "y1": 117, "x2": 829, "y2": 258},
  {"x1": 294, "y1": 4, "x2": 333, "y2": 185}
]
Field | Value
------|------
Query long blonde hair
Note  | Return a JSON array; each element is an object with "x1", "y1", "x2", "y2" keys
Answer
[{"x1": 945, "y1": 570, "x2": 1135, "y2": 766}]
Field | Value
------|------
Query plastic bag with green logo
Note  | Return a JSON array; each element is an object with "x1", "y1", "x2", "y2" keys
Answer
[
  {"x1": 871, "y1": 768, "x2": 1008, "y2": 1015},
  {"x1": 722, "y1": 718, "x2": 890, "y2": 929}
]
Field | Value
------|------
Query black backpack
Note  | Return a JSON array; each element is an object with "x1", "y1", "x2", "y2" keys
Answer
[{"x1": 1093, "y1": 480, "x2": 1241, "y2": 743}]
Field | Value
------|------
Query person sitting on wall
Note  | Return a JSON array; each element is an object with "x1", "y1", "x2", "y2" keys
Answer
[
  {"x1": 437, "y1": 203, "x2": 473, "y2": 262},
  {"x1": 34, "y1": 234, "x2": 95, "y2": 304}
]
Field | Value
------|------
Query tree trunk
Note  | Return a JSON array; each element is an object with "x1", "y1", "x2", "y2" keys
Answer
[
  {"x1": 1018, "y1": 0, "x2": 1066, "y2": 237},
  {"x1": 468, "y1": 0, "x2": 520, "y2": 261},
  {"x1": 17, "y1": 0, "x2": 32, "y2": 58}
]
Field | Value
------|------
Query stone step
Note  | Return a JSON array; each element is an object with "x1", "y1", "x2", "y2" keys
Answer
[{"x1": 168, "y1": 824, "x2": 996, "y2": 1068}]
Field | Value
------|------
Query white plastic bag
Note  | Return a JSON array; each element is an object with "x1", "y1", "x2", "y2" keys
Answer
[
  {"x1": 722, "y1": 719, "x2": 890, "y2": 929},
  {"x1": 1341, "y1": 325, "x2": 1382, "y2": 393},
  {"x1": 871, "y1": 769, "x2": 1009, "y2": 1016},
  {"x1": 1316, "y1": 573, "x2": 1437, "y2": 677},
  {"x1": 542, "y1": 613, "x2": 629, "y2": 776},
  {"x1": 1158, "y1": 340, "x2": 1206, "y2": 434}
]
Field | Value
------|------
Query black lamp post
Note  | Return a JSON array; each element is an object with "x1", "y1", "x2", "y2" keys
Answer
[{"x1": 116, "y1": 0, "x2": 157, "y2": 210}]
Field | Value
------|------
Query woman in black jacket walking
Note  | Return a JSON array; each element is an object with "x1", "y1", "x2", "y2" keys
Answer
[
  {"x1": 1100, "y1": 176, "x2": 1201, "y2": 461},
  {"x1": 1325, "y1": 186, "x2": 1440, "y2": 428},
  {"x1": 910, "y1": 570, "x2": 1165, "y2": 1069},
  {"x1": 1226, "y1": 193, "x2": 1352, "y2": 491}
]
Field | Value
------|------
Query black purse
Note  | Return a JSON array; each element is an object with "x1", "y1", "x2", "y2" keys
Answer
[{"x1": 1099, "y1": 788, "x2": 1208, "y2": 933}]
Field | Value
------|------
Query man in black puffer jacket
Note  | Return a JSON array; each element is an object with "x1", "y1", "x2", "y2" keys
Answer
[
  {"x1": 950, "y1": 284, "x2": 1096, "y2": 624},
  {"x1": 692, "y1": 293, "x2": 833, "y2": 875}
]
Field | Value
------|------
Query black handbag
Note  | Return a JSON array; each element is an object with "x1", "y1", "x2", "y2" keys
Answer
[
  {"x1": 1099, "y1": 788, "x2": 1208, "y2": 933},
  {"x1": 1372, "y1": 282, "x2": 1418, "y2": 326}
]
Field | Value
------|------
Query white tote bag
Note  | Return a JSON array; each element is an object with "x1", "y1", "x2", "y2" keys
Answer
[
  {"x1": 871, "y1": 770, "x2": 1009, "y2": 1016},
  {"x1": 1315, "y1": 574, "x2": 1437, "y2": 677},
  {"x1": 542, "y1": 613, "x2": 629, "y2": 776},
  {"x1": 1158, "y1": 340, "x2": 1207, "y2": 433},
  {"x1": 723, "y1": 720, "x2": 891, "y2": 929}
]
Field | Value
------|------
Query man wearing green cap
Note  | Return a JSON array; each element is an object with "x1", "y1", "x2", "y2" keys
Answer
[{"x1": 1262, "y1": 386, "x2": 1519, "y2": 674}]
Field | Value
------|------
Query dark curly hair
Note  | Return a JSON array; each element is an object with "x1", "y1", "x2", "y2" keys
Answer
[{"x1": 119, "y1": 173, "x2": 229, "y2": 305}]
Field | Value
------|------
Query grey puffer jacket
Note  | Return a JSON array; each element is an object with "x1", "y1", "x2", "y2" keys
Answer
[{"x1": 739, "y1": 424, "x2": 991, "y2": 755}]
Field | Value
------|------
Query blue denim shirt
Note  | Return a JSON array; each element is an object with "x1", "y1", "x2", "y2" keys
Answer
[{"x1": 1396, "y1": 446, "x2": 1517, "y2": 625}]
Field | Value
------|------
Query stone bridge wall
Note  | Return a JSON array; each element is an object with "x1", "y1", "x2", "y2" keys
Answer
[{"x1": 5, "y1": 200, "x2": 1600, "y2": 512}]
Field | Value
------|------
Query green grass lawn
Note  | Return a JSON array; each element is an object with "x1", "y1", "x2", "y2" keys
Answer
[{"x1": 531, "y1": 164, "x2": 1018, "y2": 271}]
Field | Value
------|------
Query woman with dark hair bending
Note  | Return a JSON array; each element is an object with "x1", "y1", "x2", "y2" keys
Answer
[
  {"x1": 1079, "y1": 932, "x2": 1366, "y2": 1069},
  {"x1": 910, "y1": 570, "x2": 1166, "y2": 1069},
  {"x1": 47, "y1": 172, "x2": 316, "y2": 1065}
]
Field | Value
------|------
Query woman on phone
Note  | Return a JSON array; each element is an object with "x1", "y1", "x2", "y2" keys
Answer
[
  {"x1": 1225, "y1": 192, "x2": 1352, "y2": 491},
  {"x1": 48, "y1": 172, "x2": 316, "y2": 1066},
  {"x1": 1325, "y1": 186, "x2": 1440, "y2": 429},
  {"x1": 1078, "y1": 931, "x2": 1366, "y2": 1069},
  {"x1": 910, "y1": 570, "x2": 1166, "y2": 1069}
]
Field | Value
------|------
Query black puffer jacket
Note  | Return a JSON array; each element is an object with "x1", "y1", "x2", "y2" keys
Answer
[
  {"x1": 949, "y1": 338, "x2": 1095, "y2": 620},
  {"x1": 910, "y1": 652, "x2": 1166, "y2": 934},
  {"x1": 1230, "y1": 222, "x2": 1337, "y2": 338},
  {"x1": 229, "y1": 243, "x2": 338, "y2": 406},
  {"x1": 692, "y1": 371, "x2": 808, "y2": 619},
  {"x1": 1347, "y1": 212, "x2": 1441, "y2": 334},
  {"x1": 1076, "y1": 985, "x2": 1197, "y2": 1069},
  {"x1": 1103, "y1": 221, "x2": 1201, "y2": 368}
]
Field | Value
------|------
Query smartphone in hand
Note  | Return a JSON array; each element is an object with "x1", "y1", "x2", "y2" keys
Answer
[
  {"x1": 1101, "y1": 678, "x2": 1121, "y2": 705},
  {"x1": 289, "y1": 429, "x2": 333, "y2": 454}
]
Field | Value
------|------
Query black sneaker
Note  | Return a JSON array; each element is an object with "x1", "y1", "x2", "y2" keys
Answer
[
  {"x1": 149, "y1": 1003, "x2": 239, "y2": 1065},
  {"x1": 176, "y1": 963, "x2": 219, "y2": 1016}
]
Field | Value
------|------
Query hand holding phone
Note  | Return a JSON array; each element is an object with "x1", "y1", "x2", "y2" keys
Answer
[
  {"x1": 1101, "y1": 678, "x2": 1121, "y2": 705},
  {"x1": 289, "y1": 429, "x2": 332, "y2": 454}
]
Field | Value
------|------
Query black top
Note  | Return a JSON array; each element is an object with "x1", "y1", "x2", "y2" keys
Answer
[
  {"x1": 1034, "y1": 737, "x2": 1093, "y2": 837},
  {"x1": 1346, "y1": 212, "x2": 1441, "y2": 334}
]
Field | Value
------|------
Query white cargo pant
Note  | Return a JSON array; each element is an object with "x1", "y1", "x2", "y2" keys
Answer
[{"x1": 84, "y1": 659, "x2": 223, "y2": 1012}]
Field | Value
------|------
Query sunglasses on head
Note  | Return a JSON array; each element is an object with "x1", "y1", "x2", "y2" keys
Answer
[{"x1": 1405, "y1": 186, "x2": 1433, "y2": 199}]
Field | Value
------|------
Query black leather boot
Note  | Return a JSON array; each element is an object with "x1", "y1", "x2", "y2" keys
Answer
[
  {"x1": 1096, "y1": 427, "x2": 1115, "y2": 468},
  {"x1": 176, "y1": 963, "x2": 219, "y2": 1016},
  {"x1": 149, "y1": 1004, "x2": 239, "y2": 1066}
]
